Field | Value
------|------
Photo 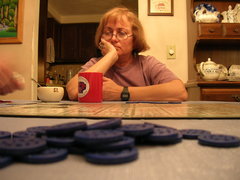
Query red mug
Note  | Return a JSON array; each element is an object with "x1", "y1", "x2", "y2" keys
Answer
[{"x1": 78, "y1": 72, "x2": 103, "y2": 103}]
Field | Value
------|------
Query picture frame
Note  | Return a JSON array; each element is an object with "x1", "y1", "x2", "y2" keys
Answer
[
  {"x1": 148, "y1": 0, "x2": 174, "y2": 16},
  {"x1": 0, "y1": 0, "x2": 24, "y2": 44}
]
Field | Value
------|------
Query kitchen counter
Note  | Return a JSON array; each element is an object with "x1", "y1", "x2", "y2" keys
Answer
[{"x1": 0, "y1": 117, "x2": 240, "y2": 180}]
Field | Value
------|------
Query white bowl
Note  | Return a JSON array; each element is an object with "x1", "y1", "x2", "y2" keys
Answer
[{"x1": 37, "y1": 87, "x2": 64, "y2": 102}]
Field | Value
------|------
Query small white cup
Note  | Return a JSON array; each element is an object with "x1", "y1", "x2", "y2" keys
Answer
[{"x1": 37, "y1": 87, "x2": 64, "y2": 102}]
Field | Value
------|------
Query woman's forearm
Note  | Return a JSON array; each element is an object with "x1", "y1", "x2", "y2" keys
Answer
[
  {"x1": 128, "y1": 80, "x2": 188, "y2": 101},
  {"x1": 86, "y1": 50, "x2": 118, "y2": 74}
]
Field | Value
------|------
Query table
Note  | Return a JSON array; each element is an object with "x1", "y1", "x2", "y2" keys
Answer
[
  {"x1": 0, "y1": 116, "x2": 240, "y2": 180},
  {"x1": 0, "y1": 101, "x2": 240, "y2": 118}
]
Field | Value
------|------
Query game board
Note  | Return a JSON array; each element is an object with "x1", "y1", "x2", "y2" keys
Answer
[{"x1": 0, "y1": 101, "x2": 239, "y2": 118}]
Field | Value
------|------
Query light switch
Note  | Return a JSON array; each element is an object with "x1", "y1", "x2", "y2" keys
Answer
[{"x1": 167, "y1": 45, "x2": 176, "y2": 59}]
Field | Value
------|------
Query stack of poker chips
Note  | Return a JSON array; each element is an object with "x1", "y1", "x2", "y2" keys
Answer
[{"x1": 0, "y1": 118, "x2": 240, "y2": 169}]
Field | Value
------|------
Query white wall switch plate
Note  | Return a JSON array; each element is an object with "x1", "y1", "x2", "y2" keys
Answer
[{"x1": 167, "y1": 45, "x2": 176, "y2": 59}]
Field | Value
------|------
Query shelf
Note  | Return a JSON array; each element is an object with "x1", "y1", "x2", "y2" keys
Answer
[
  {"x1": 195, "y1": 39, "x2": 240, "y2": 45},
  {"x1": 187, "y1": 1, "x2": 240, "y2": 101},
  {"x1": 196, "y1": 23, "x2": 240, "y2": 40},
  {"x1": 197, "y1": 81, "x2": 240, "y2": 87}
]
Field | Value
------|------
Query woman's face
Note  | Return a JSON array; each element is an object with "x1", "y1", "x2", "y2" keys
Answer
[{"x1": 102, "y1": 15, "x2": 133, "y2": 57}]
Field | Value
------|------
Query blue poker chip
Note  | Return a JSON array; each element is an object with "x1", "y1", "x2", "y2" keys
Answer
[
  {"x1": 13, "y1": 131, "x2": 37, "y2": 138},
  {"x1": 85, "y1": 148, "x2": 138, "y2": 164},
  {"x1": 0, "y1": 155, "x2": 13, "y2": 169},
  {"x1": 87, "y1": 118, "x2": 122, "y2": 130},
  {"x1": 68, "y1": 145, "x2": 87, "y2": 155},
  {"x1": 27, "y1": 126, "x2": 49, "y2": 137},
  {"x1": 46, "y1": 121, "x2": 87, "y2": 135},
  {"x1": 145, "y1": 127, "x2": 180, "y2": 143},
  {"x1": 0, "y1": 131, "x2": 11, "y2": 139},
  {"x1": 144, "y1": 122, "x2": 177, "y2": 130},
  {"x1": 46, "y1": 136, "x2": 75, "y2": 147},
  {"x1": 120, "y1": 124, "x2": 154, "y2": 137},
  {"x1": 87, "y1": 136, "x2": 135, "y2": 151},
  {"x1": 198, "y1": 134, "x2": 240, "y2": 148},
  {"x1": 20, "y1": 148, "x2": 68, "y2": 164},
  {"x1": 0, "y1": 138, "x2": 47, "y2": 156},
  {"x1": 74, "y1": 129, "x2": 124, "y2": 145},
  {"x1": 180, "y1": 129, "x2": 211, "y2": 139}
]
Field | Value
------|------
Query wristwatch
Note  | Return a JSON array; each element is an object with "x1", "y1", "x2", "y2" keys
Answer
[{"x1": 121, "y1": 87, "x2": 130, "y2": 101}]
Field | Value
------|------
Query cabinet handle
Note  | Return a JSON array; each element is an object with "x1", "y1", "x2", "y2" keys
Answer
[
  {"x1": 233, "y1": 28, "x2": 239, "y2": 33},
  {"x1": 232, "y1": 95, "x2": 240, "y2": 102},
  {"x1": 208, "y1": 28, "x2": 215, "y2": 33}
]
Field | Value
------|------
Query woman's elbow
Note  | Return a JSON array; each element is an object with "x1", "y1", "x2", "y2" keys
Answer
[
  {"x1": 174, "y1": 80, "x2": 188, "y2": 101},
  {"x1": 178, "y1": 89, "x2": 188, "y2": 101}
]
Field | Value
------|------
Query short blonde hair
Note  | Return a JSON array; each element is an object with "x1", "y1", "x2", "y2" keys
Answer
[{"x1": 95, "y1": 7, "x2": 150, "y2": 54}]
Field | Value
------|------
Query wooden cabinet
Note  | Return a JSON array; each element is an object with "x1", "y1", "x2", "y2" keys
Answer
[
  {"x1": 60, "y1": 23, "x2": 99, "y2": 63},
  {"x1": 77, "y1": 23, "x2": 99, "y2": 62},
  {"x1": 198, "y1": 23, "x2": 240, "y2": 38},
  {"x1": 47, "y1": 19, "x2": 99, "y2": 64},
  {"x1": 59, "y1": 24, "x2": 79, "y2": 61},
  {"x1": 188, "y1": 0, "x2": 240, "y2": 101},
  {"x1": 225, "y1": 24, "x2": 240, "y2": 37},
  {"x1": 47, "y1": 18, "x2": 61, "y2": 59},
  {"x1": 198, "y1": 81, "x2": 240, "y2": 101},
  {"x1": 198, "y1": 23, "x2": 223, "y2": 37}
]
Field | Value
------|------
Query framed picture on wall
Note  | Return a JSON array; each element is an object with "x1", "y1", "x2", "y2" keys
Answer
[
  {"x1": 148, "y1": 0, "x2": 174, "y2": 16},
  {"x1": 0, "y1": 0, "x2": 24, "y2": 44}
]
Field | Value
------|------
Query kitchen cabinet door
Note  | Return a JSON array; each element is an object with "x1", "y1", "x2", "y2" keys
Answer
[
  {"x1": 53, "y1": 23, "x2": 99, "y2": 63},
  {"x1": 47, "y1": 18, "x2": 61, "y2": 59},
  {"x1": 78, "y1": 23, "x2": 99, "y2": 63},
  {"x1": 59, "y1": 24, "x2": 79, "y2": 62}
]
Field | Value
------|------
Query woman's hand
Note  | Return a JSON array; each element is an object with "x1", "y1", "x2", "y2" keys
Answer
[
  {"x1": 99, "y1": 38, "x2": 118, "y2": 60},
  {"x1": 66, "y1": 74, "x2": 78, "y2": 100},
  {"x1": 102, "y1": 77, "x2": 122, "y2": 101},
  {"x1": 67, "y1": 76, "x2": 123, "y2": 101}
]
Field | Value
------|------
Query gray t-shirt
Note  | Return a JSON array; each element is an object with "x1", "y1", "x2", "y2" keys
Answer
[{"x1": 80, "y1": 55, "x2": 179, "y2": 87}]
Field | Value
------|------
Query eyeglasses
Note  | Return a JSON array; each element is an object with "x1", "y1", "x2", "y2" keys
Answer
[{"x1": 102, "y1": 31, "x2": 133, "y2": 41}]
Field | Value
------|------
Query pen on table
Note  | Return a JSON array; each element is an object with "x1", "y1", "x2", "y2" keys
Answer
[{"x1": 125, "y1": 101, "x2": 182, "y2": 104}]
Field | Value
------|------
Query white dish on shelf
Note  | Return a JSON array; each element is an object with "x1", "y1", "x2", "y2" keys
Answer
[
  {"x1": 229, "y1": 65, "x2": 240, "y2": 77},
  {"x1": 218, "y1": 64, "x2": 228, "y2": 81},
  {"x1": 227, "y1": 76, "x2": 240, "y2": 82},
  {"x1": 194, "y1": 3, "x2": 220, "y2": 23}
]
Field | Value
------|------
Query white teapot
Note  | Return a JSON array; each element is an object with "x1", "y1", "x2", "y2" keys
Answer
[
  {"x1": 194, "y1": 5, "x2": 220, "y2": 23},
  {"x1": 197, "y1": 13, "x2": 219, "y2": 23},
  {"x1": 218, "y1": 64, "x2": 228, "y2": 80},
  {"x1": 199, "y1": 58, "x2": 221, "y2": 81}
]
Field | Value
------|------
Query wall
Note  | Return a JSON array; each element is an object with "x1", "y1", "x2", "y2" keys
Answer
[
  {"x1": 0, "y1": 0, "x2": 40, "y2": 100},
  {"x1": 138, "y1": 0, "x2": 188, "y2": 83},
  {"x1": 48, "y1": 0, "x2": 138, "y2": 24}
]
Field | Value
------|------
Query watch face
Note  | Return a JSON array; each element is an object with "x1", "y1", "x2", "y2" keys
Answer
[
  {"x1": 121, "y1": 87, "x2": 130, "y2": 101},
  {"x1": 122, "y1": 93, "x2": 129, "y2": 99}
]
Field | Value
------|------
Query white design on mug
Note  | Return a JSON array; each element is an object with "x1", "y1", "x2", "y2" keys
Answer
[{"x1": 78, "y1": 76, "x2": 90, "y2": 98}]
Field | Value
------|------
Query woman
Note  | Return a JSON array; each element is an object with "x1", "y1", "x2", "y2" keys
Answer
[{"x1": 66, "y1": 7, "x2": 188, "y2": 101}]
